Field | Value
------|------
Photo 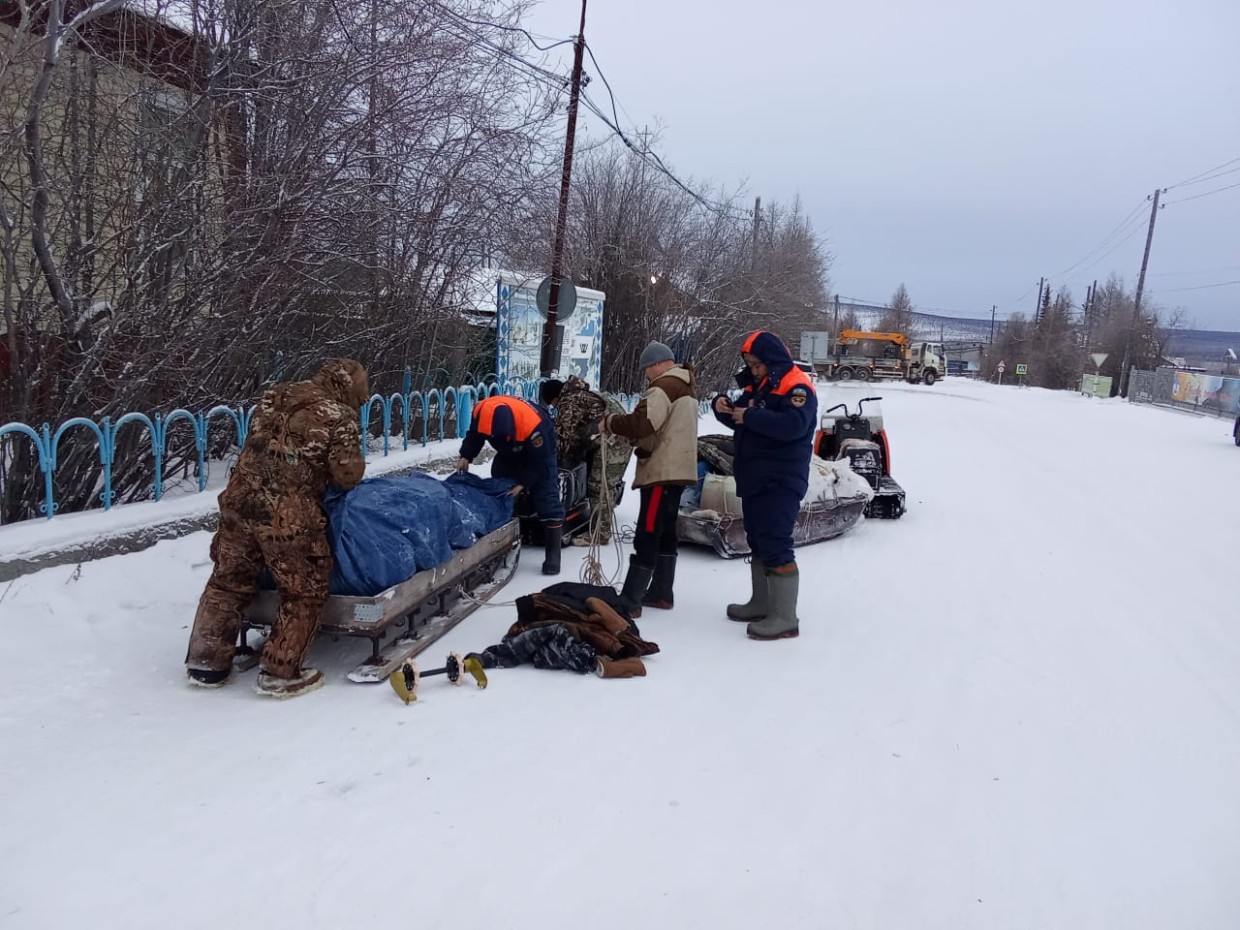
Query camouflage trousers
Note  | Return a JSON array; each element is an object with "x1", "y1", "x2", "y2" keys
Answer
[
  {"x1": 587, "y1": 439, "x2": 632, "y2": 542},
  {"x1": 185, "y1": 509, "x2": 332, "y2": 680}
]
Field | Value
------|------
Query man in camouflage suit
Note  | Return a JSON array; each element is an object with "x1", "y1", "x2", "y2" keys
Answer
[
  {"x1": 185, "y1": 358, "x2": 369, "y2": 698},
  {"x1": 540, "y1": 377, "x2": 633, "y2": 545}
]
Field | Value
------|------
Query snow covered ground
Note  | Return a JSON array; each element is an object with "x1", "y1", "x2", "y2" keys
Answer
[{"x1": 2, "y1": 379, "x2": 1238, "y2": 929}]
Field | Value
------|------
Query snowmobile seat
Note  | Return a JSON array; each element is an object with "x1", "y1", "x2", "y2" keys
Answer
[{"x1": 517, "y1": 462, "x2": 592, "y2": 545}]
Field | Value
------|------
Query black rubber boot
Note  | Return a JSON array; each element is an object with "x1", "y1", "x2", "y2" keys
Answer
[
  {"x1": 541, "y1": 524, "x2": 563, "y2": 575},
  {"x1": 617, "y1": 556, "x2": 655, "y2": 618},
  {"x1": 642, "y1": 554, "x2": 677, "y2": 610}
]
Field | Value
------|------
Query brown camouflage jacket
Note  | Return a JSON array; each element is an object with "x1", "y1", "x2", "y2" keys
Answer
[
  {"x1": 554, "y1": 379, "x2": 631, "y2": 467},
  {"x1": 219, "y1": 359, "x2": 368, "y2": 529}
]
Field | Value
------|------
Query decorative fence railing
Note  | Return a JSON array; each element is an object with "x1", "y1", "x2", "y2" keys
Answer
[{"x1": 0, "y1": 377, "x2": 686, "y2": 524}]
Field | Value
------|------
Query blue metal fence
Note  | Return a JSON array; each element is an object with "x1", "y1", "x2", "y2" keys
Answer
[{"x1": 0, "y1": 377, "x2": 669, "y2": 523}]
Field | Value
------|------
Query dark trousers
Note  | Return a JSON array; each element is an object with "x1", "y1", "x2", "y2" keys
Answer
[
  {"x1": 633, "y1": 484, "x2": 683, "y2": 567},
  {"x1": 741, "y1": 486, "x2": 801, "y2": 567},
  {"x1": 493, "y1": 454, "x2": 565, "y2": 524}
]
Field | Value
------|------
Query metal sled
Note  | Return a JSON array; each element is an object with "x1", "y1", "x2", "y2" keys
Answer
[
  {"x1": 677, "y1": 496, "x2": 868, "y2": 560},
  {"x1": 239, "y1": 520, "x2": 521, "y2": 682}
]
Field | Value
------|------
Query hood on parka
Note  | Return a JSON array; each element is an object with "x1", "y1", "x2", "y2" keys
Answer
[
  {"x1": 740, "y1": 331, "x2": 795, "y2": 377},
  {"x1": 312, "y1": 358, "x2": 370, "y2": 408}
]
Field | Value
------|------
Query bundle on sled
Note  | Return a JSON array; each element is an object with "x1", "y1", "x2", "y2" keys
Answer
[
  {"x1": 241, "y1": 472, "x2": 521, "y2": 683},
  {"x1": 677, "y1": 435, "x2": 873, "y2": 559},
  {"x1": 814, "y1": 396, "x2": 906, "y2": 519}
]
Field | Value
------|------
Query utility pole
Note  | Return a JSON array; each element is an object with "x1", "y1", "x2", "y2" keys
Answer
[
  {"x1": 1034, "y1": 277, "x2": 1045, "y2": 323},
  {"x1": 1082, "y1": 279, "x2": 1097, "y2": 347},
  {"x1": 750, "y1": 196, "x2": 761, "y2": 273},
  {"x1": 639, "y1": 125, "x2": 649, "y2": 318},
  {"x1": 989, "y1": 304, "x2": 996, "y2": 344},
  {"x1": 833, "y1": 294, "x2": 841, "y2": 352},
  {"x1": 1119, "y1": 189, "x2": 1163, "y2": 396},
  {"x1": 541, "y1": 0, "x2": 588, "y2": 377}
]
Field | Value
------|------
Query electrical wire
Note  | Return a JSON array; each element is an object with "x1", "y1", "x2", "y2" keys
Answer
[
  {"x1": 1069, "y1": 221, "x2": 1149, "y2": 278},
  {"x1": 1149, "y1": 266, "x2": 1240, "y2": 277},
  {"x1": 425, "y1": 0, "x2": 574, "y2": 52},
  {"x1": 423, "y1": 3, "x2": 573, "y2": 93},
  {"x1": 1045, "y1": 199, "x2": 1151, "y2": 282},
  {"x1": 1151, "y1": 279, "x2": 1240, "y2": 293},
  {"x1": 579, "y1": 41, "x2": 751, "y2": 225},
  {"x1": 579, "y1": 91, "x2": 748, "y2": 224},
  {"x1": 1166, "y1": 155, "x2": 1240, "y2": 190},
  {"x1": 1164, "y1": 180, "x2": 1240, "y2": 206}
]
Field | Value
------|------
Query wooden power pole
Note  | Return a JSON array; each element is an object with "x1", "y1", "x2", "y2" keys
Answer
[
  {"x1": 1119, "y1": 189, "x2": 1163, "y2": 396},
  {"x1": 541, "y1": 0, "x2": 588, "y2": 377}
]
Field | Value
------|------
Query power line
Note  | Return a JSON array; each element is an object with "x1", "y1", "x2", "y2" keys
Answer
[
  {"x1": 1166, "y1": 155, "x2": 1240, "y2": 190},
  {"x1": 1070, "y1": 220, "x2": 1149, "y2": 278},
  {"x1": 425, "y1": 0, "x2": 575, "y2": 52},
  {"x1": 1164, "y1": 180, "x2": 1240, "y2": 205},
  {"x1": 426, "y1": 4, "x2": 573, "y2": 92},
  {"x1": 580, "y1": 41, "x2": 634, "y2": 135},
  {"x1": 1150, "y1": 266, "x2": 1240, "y2": 277},
  {"x1": 1152, "y1": 279, "x2": 1240, "y2": 293},
  {"x1": 576, "y1": 40, "x2": 750, "y2": 225},
  {"x1": 835, "y1": 296, "x2": 1011, "y2": 322},
  {"x1": 1045, "y1": 198, "x2": 1150, "y2": 281},
  {"x1": 578, "y1": 90, "x2": 747, "y2": 223}
]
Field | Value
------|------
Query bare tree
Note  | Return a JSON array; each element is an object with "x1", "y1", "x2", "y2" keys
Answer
[
  {"x1": 877, "y1": 283, "x2": 913, "y2": 334},
  {"x1": 0, "y1": 0, "x2": 561, "y2": 520}
]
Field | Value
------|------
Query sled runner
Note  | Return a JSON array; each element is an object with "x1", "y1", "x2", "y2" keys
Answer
[{"x1": 238, "y1": 520, "x2": 520, "y2": 683}]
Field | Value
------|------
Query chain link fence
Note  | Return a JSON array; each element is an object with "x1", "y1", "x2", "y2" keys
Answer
[{"x1": 1127, "y1": 369, "x2": 1240, "y2": 419}]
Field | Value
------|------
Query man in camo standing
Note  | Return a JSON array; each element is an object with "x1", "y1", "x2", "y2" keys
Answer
[
  {"x1": 540, "y1": 376, "x2": 633, "y2": 545},
  {"x1": 185, "y1": 358, "x2": 369, "y2": 698}
]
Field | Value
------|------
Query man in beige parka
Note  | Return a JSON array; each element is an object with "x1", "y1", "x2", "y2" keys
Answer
[{"x1": 601, "y1": 341, "x2": 698, "y2": 616}]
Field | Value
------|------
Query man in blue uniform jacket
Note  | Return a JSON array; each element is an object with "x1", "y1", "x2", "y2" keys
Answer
[
  {"x1": 456, "y1": 395, "x2": 565, "y2": 575},
  {"x1": 712, "y1": 330, "x2": 818, "y2": 640}
]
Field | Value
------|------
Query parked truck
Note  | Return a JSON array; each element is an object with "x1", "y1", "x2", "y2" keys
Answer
[{"x1": 817, "y1": 330, "x2": 945, "y2": 385}]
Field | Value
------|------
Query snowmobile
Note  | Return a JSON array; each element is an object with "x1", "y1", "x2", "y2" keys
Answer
[
  {"x1": 515, "y1": 461, "x2": 625, "y2": 546},
  {"x1": 676, "y1": 435, "x2": 871, "y2": 559},
  {"x1": 814, "y1": 396, "x2": 906, "y2": 519}
]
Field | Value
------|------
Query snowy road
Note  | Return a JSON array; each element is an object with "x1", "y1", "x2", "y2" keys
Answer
[{"x1": 2, "y1": 379, "x2": 1238, "y2": 929}]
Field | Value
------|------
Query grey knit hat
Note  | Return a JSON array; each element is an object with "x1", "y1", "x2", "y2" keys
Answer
[{"x1": 638, "y1": 340, "x2": 675, "y2": 370}]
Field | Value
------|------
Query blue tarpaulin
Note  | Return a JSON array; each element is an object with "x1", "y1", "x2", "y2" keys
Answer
[{"x1": 322, "y1": 473, "x2": 515, "y2": 596}]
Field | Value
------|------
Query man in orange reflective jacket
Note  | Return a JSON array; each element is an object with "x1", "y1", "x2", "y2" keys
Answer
[
  {"x1": 456, "y1": 395, "x2": 565, "y2": 575},
  {"x1": 712, "y1": 331, "x2": 817, "y2": 641}
]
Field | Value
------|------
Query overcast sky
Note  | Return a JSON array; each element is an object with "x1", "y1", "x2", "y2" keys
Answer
[{"x1": 522, "y1": 0, "x2": 1240, "y2": 330}]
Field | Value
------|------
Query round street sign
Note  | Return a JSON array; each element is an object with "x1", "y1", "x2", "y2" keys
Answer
[{"x1": 536, "y1": 276, "x2": 577, "y2": 323}]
